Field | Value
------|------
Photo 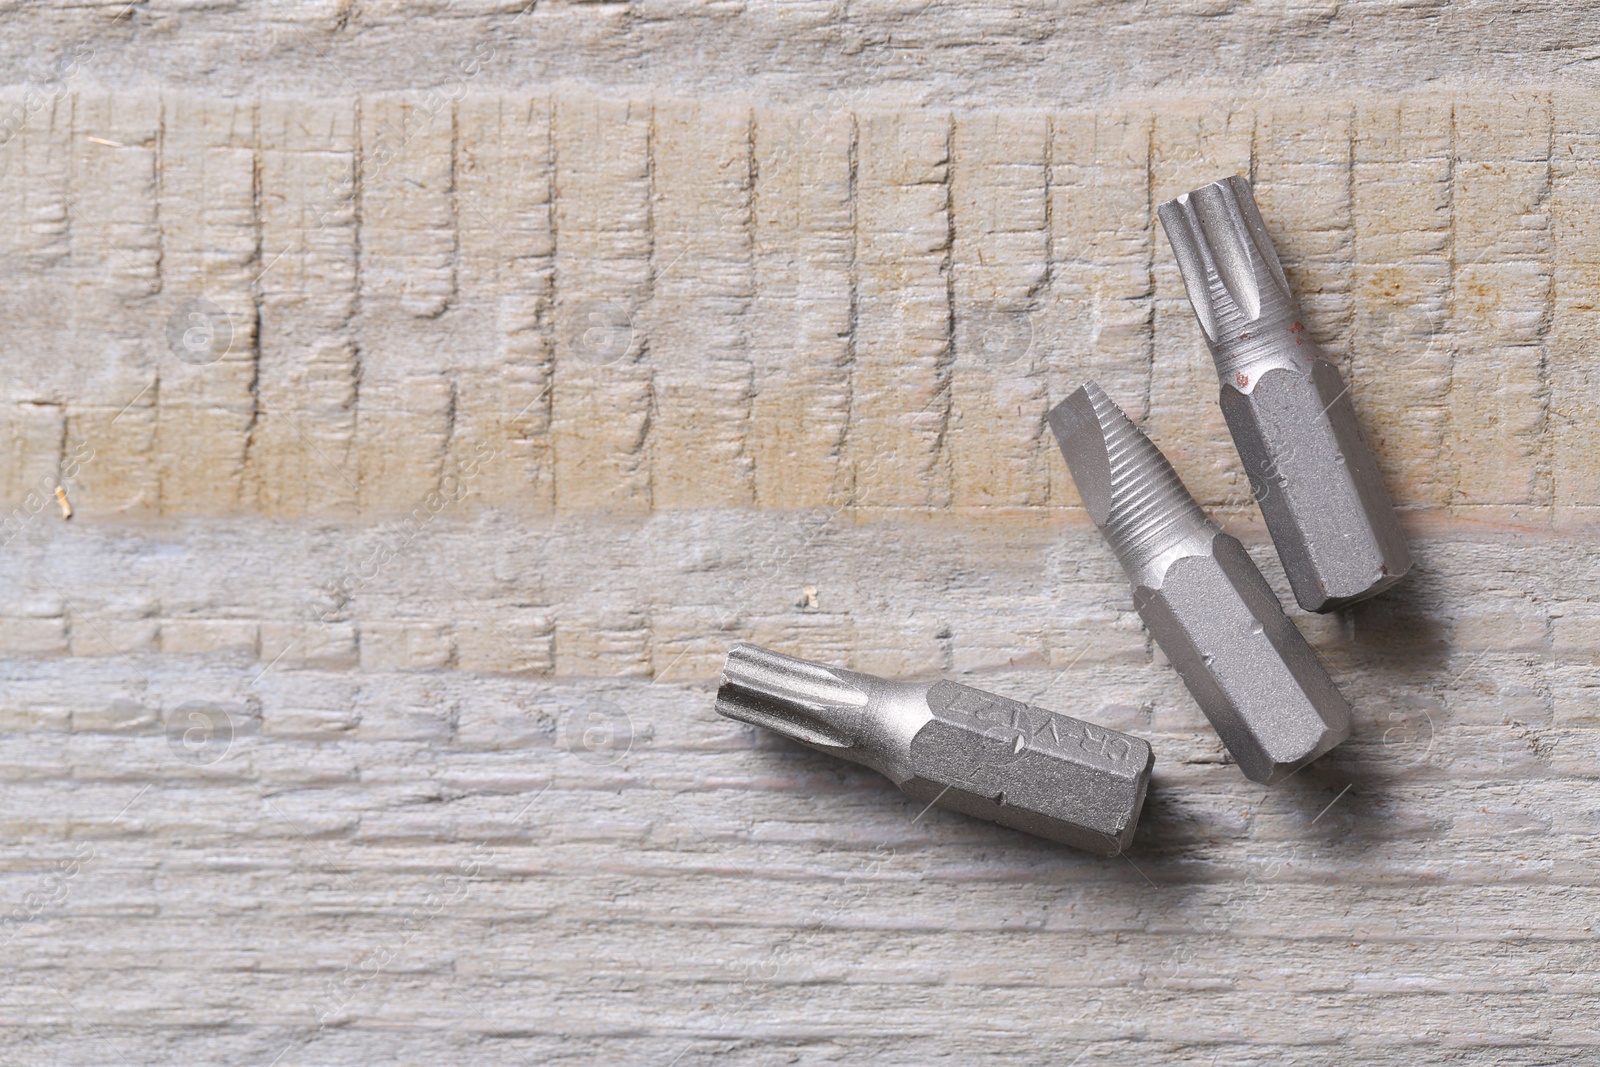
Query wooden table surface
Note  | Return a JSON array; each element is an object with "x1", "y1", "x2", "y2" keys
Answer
[{"x1": 1, "y1": 3, "x2": 1597, "y2": 1063}]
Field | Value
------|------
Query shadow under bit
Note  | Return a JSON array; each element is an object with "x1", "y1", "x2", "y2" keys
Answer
[{"x1": 1338, "y1": 576, "x2": 1450, "y2": 677}]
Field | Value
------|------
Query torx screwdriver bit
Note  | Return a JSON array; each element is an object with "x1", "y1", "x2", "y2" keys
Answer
[
  {"x1": 1048, "y1": 382, "x2": 1351, "y2": 784},
  {"x1": 716, "y1": 643, "x2": 1153, "y2": 855},
  {"x1": 1158, "y1": 175, "x2": 1412, "y2": 613}
]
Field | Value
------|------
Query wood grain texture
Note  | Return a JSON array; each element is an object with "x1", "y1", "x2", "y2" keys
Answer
[{"x1": 1, "y1": 4, "x2": 1599, "y2": 1061}]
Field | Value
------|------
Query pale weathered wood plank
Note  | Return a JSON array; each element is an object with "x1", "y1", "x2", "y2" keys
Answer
[
  {"x1": 647, "y1": 100, "x2": 757, "y2": 510},
  {"x1": 549, "y1": 97, "x2": 654, "y2": 515},
  {"x1": 851, "y1": 110, "x2": 955, "y2": 509},
  {"x1": 748, "y1": 107, "x2": 854, "y2": 509},
  {"x1": 1351, "y1": 97, "x2": 1454, "y2": 510},
  {"x1": 251, "y1": 95, "x2": 361, "y2": 520},
  {"x1": 1549, "y1": 94, "x2": 1600, "y2": 519},
  {"x1": 454, "y1": 94, "x2": 556, "y2": 515},
  {"x1": 155, "y1": 94, "x2": 259, "y2": 514},
  {"x1": 0, "y1": 70, "x2": 1595, "y2": 1067},
  {"x1": 948, "y1": 110, "x2": 1050, "y2": 509}
]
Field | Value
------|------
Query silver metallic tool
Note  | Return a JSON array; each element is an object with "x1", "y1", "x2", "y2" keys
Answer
[
  {"x1": 1158, "y1": 175, "x2": 1412, "y2": 613},
  {"x1": 1048, "y1": 383, "x2": 1351, "y2": 784},
  {"x1": 716, "y1": 643, "x2": 1153, "y2": 855}
]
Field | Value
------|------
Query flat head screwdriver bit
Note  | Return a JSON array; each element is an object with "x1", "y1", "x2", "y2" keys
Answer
[
  {"x1": 716, "y1": 643, "x2": 1153, "y2": 855},
  {"x1": 1048, "y1": 383, "x2": 1351, "y2": 784},
  {"x1": 1158, "y1": 175, "x2": 1412, "y2": 613}
]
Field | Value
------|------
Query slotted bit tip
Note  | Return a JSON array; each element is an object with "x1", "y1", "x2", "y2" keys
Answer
[
  {"x1": 1046, "y1": 383, "x2": 1116, "y2": 526},
  {"x1": 1048, "y1": 383, "x2": 1211, "y2": 584}
]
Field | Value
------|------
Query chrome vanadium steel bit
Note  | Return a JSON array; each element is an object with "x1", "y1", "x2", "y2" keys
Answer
[
  {"x1": 1048, "y1": 383, "x2": 1351, "y2": 784},
  {"x1": 1158, "y1": 175, "x2": 1412, "y2": 613},
  {"x1": 716, "y1": 643, "x2": 1153, "y2": 855}
]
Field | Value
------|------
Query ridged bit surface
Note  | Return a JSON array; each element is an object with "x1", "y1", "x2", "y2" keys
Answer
[
  {"x1": 1158, "y1": 175, "x2": 1305, "y2": 387},
  {"x1": 1049, "y1": 382, "x2": 1212, "y2": 584},
  {"x1": 716, "y1": 644, "x2": 867, "y2": 750}
]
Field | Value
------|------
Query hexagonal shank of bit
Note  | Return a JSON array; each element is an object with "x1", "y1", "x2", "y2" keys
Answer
[
  {"x1": 1158, "y1": 175, "x2": 1412, "y2": 612},
  {"x1": 1048, "y1": 383, "x2": 1351, "y2": 784},
  {"x1": 715, "y1": 644, "x2": 1153, "y2": 855}
]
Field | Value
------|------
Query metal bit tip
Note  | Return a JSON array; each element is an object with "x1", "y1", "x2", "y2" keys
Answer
[
  {"x1": 1048, "y1": 382, "x2": 1213, "y2": 587},
  {"x1": 717, "y1": 644, "x2": 1153, "y2": 855},
  {"x1": 1158, "y1": 175, "x2": 1292, "y2": 352},
  {"x1": 1049, "y1": 385, "x2": 1352, "y2": 784},
  {"x1": 1159, "y1": 175, "x2": 1413, "y2": 612}
]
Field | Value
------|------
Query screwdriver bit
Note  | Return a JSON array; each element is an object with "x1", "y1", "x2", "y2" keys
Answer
[
  {"x1": 1048, "y1": 383, "x2": 1351, "y2": 784},
  {"x1": 716, "y1": 643, "x2": 1153, "y2": 855},
  {"x1": 1158, "y1": 175, "x2": 1412, "y2": 613}
]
